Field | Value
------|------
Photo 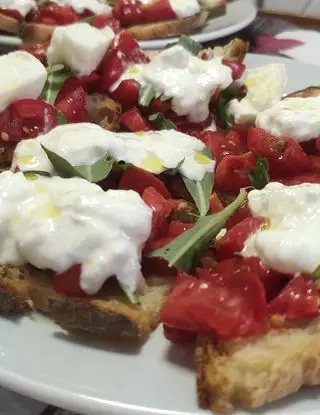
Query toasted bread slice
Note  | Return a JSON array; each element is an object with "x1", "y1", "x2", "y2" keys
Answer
[
  {"x1": 0, "y1": 264, "x2": 173, "y2": 339},
  {"x1": 20, "y1": 22, "x2": 54, "y2": 43},
  {"x1": 286, "y1": 86, "x2": 320, "y2": 99},
  {"x1": 0, "y1": 13, "x2": 21, "y2": 35},
  {"x1": 127, "y1": 12, "x2": 209, "y2": 41},
  {"x1": 196, "y1": 322, "x2": 320, "y2": 413},
  {"x1": 86, "y1": 93, "x2": 122, "y2": 132},
  {"x1": 199, "y1": 38, "x2": 248, "y2": 62}
]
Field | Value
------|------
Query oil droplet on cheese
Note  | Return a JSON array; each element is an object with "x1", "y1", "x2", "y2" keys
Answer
[
  {"x1": 140, "y1": 155, "x2": 164, "y2": 173},
  {"x1": 194, "y1": 152, "x2": 211, "y2": 165}
]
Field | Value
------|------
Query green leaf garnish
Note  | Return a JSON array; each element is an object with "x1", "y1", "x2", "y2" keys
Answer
[
  {"x1": 247, "y1": 155, "x2": 270, "y2": 190},
  {"x1": 79, "y1": 15, "x2": 95, "y2": 24},
  {"x1": 41, "y1": 145, "x2": 114, "y2": 183},
  {"x1": 46, "y1": 64, "x2": 65, "y2": 75},
  {"x1": 117, "y1": 161, "x2": 134, "y2": 171},
  {"x1": 23, "y1": 170, "x2": 52, "y2": 178},
  {"x1": 150, "y1": 190, "x2": 247, "y2": 272},
  {"x1": 149, "y1": 113, "x2": 177, "y2": 130},
  {"x1": 41, "y1": 65, "x2": 71, "y2": 105},
  {"x1": 216, "y1": 85, "x2": 236, "y2": 130},
  {"x1": 56, "y1": 111, "x2": 67, "y2": 126},
  {"x1": 164, "y1": 35, "x2": 202, "y2": 56},
  {"x1": 182, "y1": 148, "x2": 213, "y2": 216},
  {"x1": 160, "y1": 94, "x2": 171, "y2": 102},
  {"x1": 139, "y1": 85, "x2": 156, "y2": 107},
  {"x1": 119, "y1": 283, "x2": 140, "y2": 305},
  {"x1": 165, "y1": 158, "x2": 185, "y2": 176}
]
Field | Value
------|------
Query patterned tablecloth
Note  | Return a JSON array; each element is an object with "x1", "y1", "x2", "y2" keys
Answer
[{"x1": 1, "y1": 14, "x2": 319, "y2": 415}]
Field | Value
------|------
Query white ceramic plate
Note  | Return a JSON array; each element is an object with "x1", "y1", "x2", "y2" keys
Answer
[
  {"x1": 0, "y1": 55, "x2": 320, "y2": 415},
  {"x1": 139, "y1": 0, "x2": 257, "y2": 50}
]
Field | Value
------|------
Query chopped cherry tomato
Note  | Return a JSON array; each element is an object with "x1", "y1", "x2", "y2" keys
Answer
[
  {"x1": 233, "y1": 123, "x2": 250, "y2": 144},
  {"x1": 53, "y1": 264, "x2": 88, "y2": 297},
  {"x1": 209, "y1": 192, "x2": 224, "y2": 213},
  {"x1": 167, "y1": 221, "x2": 194, "y2": 237},
  {"x1": 55, "y1": 77, "x2": 89, "y2": 123},
  {"x1": 163, "y1": 325, "x2": 196, "y2": 343},
  {"x1": 119, "y1": 166, "x2": 171, "y2": 198},
  {"x1": 142, "y1": 256, "x2": 177, "y2": 277},
  {"x1": 119, "y1": 107, "x2": 152, "y2": 132},
  {"x1": 174, "y1": 116, "x2": 213, "y2": 137},
  {"x1": 91, "y1": 15, "x2": 121, "y2": 32},
  {"x1": 112, "y1": 0, "x2": 142, "y2": 26},
  {"x1": 215, "y1": 152, "x2": 256, "y2": 194},
  {"x1": 161, "y1": 267, "x2": 267, "y2": 339},
  {"x1": 0, "y1": 9, "x2": 23, "y2": 21},
  {"x1": 267, "y1": 276, "x2": 320, "y2": 320},
  {"x1": 149, "y1": 97, "x2": 172, "y2": 115},
  {"x1": 282, "y1": 173, "x2": 320, "y2": 185},
  {"x1": 30, "y1": 3, "x2": 78, "y2": 25},
  {"x1": 315, "y1": 137, "x2": 320, "y2": 154},
  {"x1": 309, "y1": 155, "x2": 320, "y2": 173},
  {"x1": 225, "y1": 202, "x2": 251, "y2": 229},
  {"x1": 222, "y1": 59, "x2": 246, "y2": 80},
  {"x1": 247, "y1": 127, "x2": 284, "y2": 166},
  {"x1": 20, "y1": 42, "x2": 49, "y2": 66},
  {"x1": 111, "y1": 80, "x2": 140, "y2": 107},
  {"x1": 215, "y1": 216, "x2": 266, "y2": 260},
  {"x1": 140, "y1": 0, "x2": 176, "y2": 22}
]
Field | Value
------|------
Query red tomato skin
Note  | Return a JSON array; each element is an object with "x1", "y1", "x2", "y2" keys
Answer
[
  {"x1": 209, "y1": 192, "x2": 224, "y2": 213},
  {"x1": 150, "y1": 97, "x2": 172, "y2": 115},
  {"x1": 53, "y1": 264, "x2": 88, "y2": 297},
  {"x1": 167, "y1": 221, "x2": 194, "y2": 238},
  {"x1": 214, "y1": 152, "x2": 256, "y2": 195},
  {"x1": 20, "y1": 42, "x2": 49, "y2": 66},
  {"x1": 282, "y1": 173, "x2": 320, "y2": 185},
  {"x1": 315, "y1": 137, "x2": 320, "y2": 154},
  {"x1": 215, "y1": 216, "x2": 266, "y2": 260},
  {"x1": 0, "y1": 8, "x2": 23, "y2": 21},
  {"x1": 31, "y1": 4, "x2": 78, "y2": 25},
  {"x1": 267, "y1": 276, "x2": 320, "y2": 320},
  {"x1": 55, "y1": 77, "x2": 89, "y2": 123},
  {"x1": 222, "y1": 60, "x2": 246, "y2": 80},
  {"x1": 119, "y1": 107, "x2": 152, "y2": 132},
  {"x1": 91, "y1": 15, "x2": 121, "y2": 32},
  {"x1": 225, "y1": 203, "x2": 251, "y2": 229},
  {"x1": 111, "y1": 80, "x2": 140, "y2": 107}
]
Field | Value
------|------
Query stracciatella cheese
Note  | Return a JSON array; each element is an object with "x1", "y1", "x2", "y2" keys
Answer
[
  {"x1": 0, "y1": 51, "x2": 47, "y2": 112},
  {"x1": 0, "y1": 0, "x2": 36, "y2": 16},
  {"x1": 13, "y1": 123, "x2": 215, "y2": 181},
  {"x1": 47, "y1": 23, "x2": 114, "y2": 76},
  {"x1": 228, "y1": 64, "x2": 287, "y2": 124},
  {"x1": 242, "y1": 182, "x2": 320, "y2": 275},
  {"x1": 111, "y1": 45, "x2": 233, "y2": 123},
  {"x1": 256, "y1": 96, "x2": 320, "y2": 142},
  {"x1": 49, "y1": 0, "x2": 111, "y2": 14},
  {"x1": 169, "y1": 0, "x2": 200, "y2": 18},
  {"x1": 0, "y1": 171, "x2": 152, "y2": 295}
]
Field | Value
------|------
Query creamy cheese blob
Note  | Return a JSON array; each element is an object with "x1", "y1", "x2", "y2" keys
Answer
[
  {"x1": 0, "y1": 171, "x2": 152, "y2": 295},
  {"x1": 0, "y1": 51, "x2": 47, "y2": 112},
  {"x1": 111, "y1": 45, "x2": 233, "y2": 123},
  {"x1": 228, "y1": 64, "x2": 287, "y2": 124},
  {"x1": 0, "y1": 0, "x2": 36, "y2": 16},
  {"x1": 242, "y1": 182, "x2": 320, "y2": 275},
  {"x1": 13, "y1": 123, "x2": 215, "y2": 182},
  {"x1": 47, "y1": 23, "x2": 114, "y2": 76},
  {"x1": 256, "y1": 96, "x2": 320, "y2": 142},
  {"x1": 169, "y1": 0, "x2": 200, "y2": 18},
  {"x1": 50, "y1": 0, "x2": 111, "y2": 14}
]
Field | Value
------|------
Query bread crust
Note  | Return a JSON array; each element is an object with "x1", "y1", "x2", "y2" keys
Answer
[
  {"x1": 0, "y1": 265, "x2": 173, "y2": 340},
  {"x1": 286, "y1": 86, "x2": 320, "y2": 99},
  {"x1": 196, "y1": 321, "x2": 320, "y2": 413},
  {"x1": 0, "y1": 14, "x2": 21, "y2": 35},
  {"x1": 20, "y1": 22, "x2": 54, "y2": 43},
  {"x1": 199, "y1": 38, "x2": 248, "y2": 62},
  {"x1": 127, "y1": 12, "x2": 209, "y2": 40}
]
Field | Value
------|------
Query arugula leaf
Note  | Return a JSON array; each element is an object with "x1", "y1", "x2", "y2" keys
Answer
[
  {"x1": 247, "y1": 155, "x2": 270, "y2": 190},
  {"x1": 150, "y1": 189, "x2": 247, "y2": 272},
  {"x1": 149, "y1": 113, "x2": 177, "y2": 130},
  {"x1": 46, "y1": 64, "x2": 65, "y2": 75},
  {"x1": 41, "y1": 65, "x2": 71, "y2": 105},
  {"x1": 182, "y1": 147, "x2": 213, "y2": 216},
  {"x1": 23, "y1": 170, "x2": 52, "y2": 178},
  {"x1": 56, "y1": 111, "x2": 67, "y2": 126},
  {"x1": 41, "y1": 145, "x2": 114, "y2": 183},
  {"x1": 216, "y1": 85, "x2": 236, "y2": 130},
  {"x1": 139, "y1": 85, "x2": 156, "y2": 107},
  {"x1": 160, "y1": 94, "x2": 171, "y2": 102},
  {"x1": 164, "y1": 35, "x2": 202, "y2": 56},
  {"x1": 165, "y1": 158, "x2": 185, "y2": 176},
  {"x1": 119, "y1": 283, "x2": 140, "y2": 305}
]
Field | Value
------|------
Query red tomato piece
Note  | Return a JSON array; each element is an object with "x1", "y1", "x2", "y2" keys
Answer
[
  {"x1": 53, "y1": 264, "x2": 88, "y2": 297},
  {"x1": 167, "y1": 221, "x2": 194, "y2": 237},
  {"x1": 55, "y1": 77, "x2": 89, "y2": 123},
  {"x1": 111, "y1": 79, "x2": 140, "y2": 107},
  {"x1": 140, "y1": 0, "x2": 176, "y2": 23},
  {"x1": 247, "y1": 127, "x2": 284, "y2": 165},
  {"x1": 215, "y1": 151, "x2": 256, "y2": 194},
  {"x1": 225, "y1": 202, "x2": 251, "y2": 229},
  {"x1": 150, "y1": 97, "x2": 172, "y2": 116},
  {"x1": 31, "y1": 4, "x2": 78, "y2": 25},
  {"x1": 315, "y1": 137, "x2": 320, "y2": 154},
  {"x1": 119, "y1": 166, "x2": 171, "y2": 198},
  {"x1": 91, "y1": 15, "x2": 121, "y2": 32},
  {"x1": 113, "y1": 0, "x2": 175, "y2": 25},
  {"x1": 112, "y1": 0, "x2": 142, "y2": 26},
  {"x1": 163, "y1": 325, "x2": 196, "y2": 343},
  {"x1": 209, "y1": 192, "x2": 224, "y2": 213},
  {"x1": 119, "y1": 107, "x2": 152, "y2": 132},
  {"x1": 20, "y1": 42, "x2": 49, "y2": 66},
  {"x1": 222, "y1": 60, "x2": 246, "y2": 80},
  {"x1": 215, "y1": 216, "x2": 266, "y2": 260},
  {"x1": 0, "y1": 9, "x2": 23, "y2": 21},
  {"x1": 282, "y1": 173, "x2": 320, "y2": 185},
  {"x1": 161, "y1": 267, "x2": 267, "y2": 339},
  {"x1": 267, "y1": 276, "x2": 320, "y2": 320},
  {"x1": 232, "y1": 123, "x2": 251, "y2": 144}
]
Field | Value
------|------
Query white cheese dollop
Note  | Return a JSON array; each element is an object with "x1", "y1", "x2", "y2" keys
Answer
[
  {"x1": 0, "y1": 0, "x2": 36, "y2": 16},
  {"x1": 47, "y1": 23, "x2": 114, "y2": 76},
  {"x1": 256, "y1": 96, "x2": 320, "y2": 143},
  {"x1": 242, "y1": 182, "x2": 320, "y2": 275},
  {"x1": 111, "y1": 45, "x2": 233, "y2": 123},
  {"x1": 169, "y1": 0, "x2": 200, "y2": 18},
  {"x1": 13, "y1": 123, "x2": 215, "y2": 182},
  {"x1": 0, "y1": 51, "x2": 47, "y2": 112},
  {"x1": 0, "y1": 171, "x2": 152, "y2": 295},
  {"x1": 228, "y1": 64, "x2": 287, "y2": 124},
  {"x1": 50, "y1": 0, "x2": 111, "y2": 14}
]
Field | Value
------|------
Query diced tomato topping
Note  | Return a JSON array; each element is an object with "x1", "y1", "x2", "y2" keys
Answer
[
  {"x1": 119, "y1": 166, "x2": 171, "y2": 198},
  {"x1": 111, "y1": 80, "x2": 140, "y2": 107},
  {"x1": 0, "y1": 8, "x2": 23, "y2": 21},
  {"x1": 222, "y1": 59, "x2": 246, "y2": 80},
  {"x1": 225, "y1": 202, "x2": 251, "y2": 229},
  {"x1": 161, "y1": 266, "x2": 267, "y2": 339},
  {"x1": 150, "y1": 97, "x2": 172, "y2": 116},
  {"x1": 267, "y1": 276, "x2": 320, "y2": 320},
  {"x1": 215, "y1": 152, "x2": 256, "y2": 194},
  {"x1": 91, "y1": 15, "x2": 121, "y2": 32},
  {"x1": 119, "y1": 107, "x2": 152, "y2": 132},
  {"x1": 282, "y1": 173, "x2": 320, "y2": 185},
  {"x1": 53, "y1": 264, "x2": 88, "y2": 297},
  {"x1": 209, "y1": 192, "x2": 224, "y2": 213},
  {"x1": 20, "y1": 42, "x2": 49, "y2": 66},
  {"x1": 215, "y1": 216, "x2": 266, "y2": 260},
  {"x1": 55, "y1": 77, "x2": 89, "y2": 123},
  {"x1": 167, "y1": 221, "x2": 194, "y2": 237},
  {"x1": 30, "y1": 3, "x2": 78, "y2": 25}
]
